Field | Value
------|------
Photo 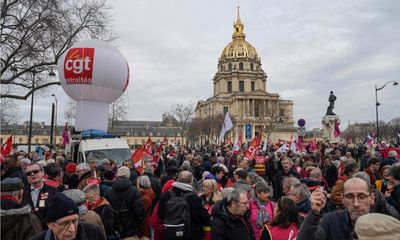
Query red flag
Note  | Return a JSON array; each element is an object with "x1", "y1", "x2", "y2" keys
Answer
[
  {"x1": 131, "y1": 145, "x2": 145, "y2": 174},
  {"x1": 144, "y1": 137, "x2": 153, "y2": 157},
  {"x1": 333, "y1": 120, "x2": 341, "y2": 138},
  {"x1": 296, "y1": 136, "x2": 303, "y2": 152},
  {"x1": 62, "y1": 123, "x2": 69, "y2": 147},
  {"x1": 233, "y1": 135, "x2": 242, "y2": 154},
  {"x1": 1, "y1": 134, "x2": 13, "y2": 156},
  {"x1": 153, "y1": 145, "x2": 163, "y2": 164},
  {"x1": 244, "y1": 136, "x2": 260, "y2": 160}
]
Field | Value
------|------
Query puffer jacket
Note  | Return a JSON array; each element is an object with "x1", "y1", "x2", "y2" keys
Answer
[
  {"x1": 105, "y1": 177, "x2": 145, "y2": 238},
  {"x1": 211, "y1": 199, "x2": 256, "y2": 240},
  {"x1": 1, "y1": 199, "x2": 43, "y2": 240}
]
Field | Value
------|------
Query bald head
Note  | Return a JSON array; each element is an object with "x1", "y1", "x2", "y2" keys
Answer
[{"x1": 343, "y1": 177, "x2": 371, "y2": 194}]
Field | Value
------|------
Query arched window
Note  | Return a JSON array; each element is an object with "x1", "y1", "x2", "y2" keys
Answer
[
  {"x1": 250, "y1": 63, "x2": 254, "y2": 71},
  {"x1": 227, "y1": 81, "x2": 232, "y2": 93},
  {"x1": 239, "y1": 62, "x2": 243, "y2": 70},
  {"x1": 228, "y1": 63, "x2": 232, "y2": 71},
  {"x1": 239, "y1": 81, "x2": 244, "y2": 92}
]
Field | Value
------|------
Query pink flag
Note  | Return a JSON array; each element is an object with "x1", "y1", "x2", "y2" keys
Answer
[
  {"x1": 62, "y1": 123, "x2": 69, "y2": 147},
  {"x1": 333, "y1": 120, "x2": 341, "y2": 138}
]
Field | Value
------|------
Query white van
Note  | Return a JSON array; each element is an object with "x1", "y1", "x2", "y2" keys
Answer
[{"x1": 67, "y1": 137, "x2": 131, "y2": 166}]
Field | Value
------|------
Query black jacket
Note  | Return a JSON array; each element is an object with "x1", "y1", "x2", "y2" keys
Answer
[
  {"x1": 387, "y1": 184, "x2": 400, "y2": 212},
  {"x1": 1, "y1": 199, "x2": 43, "y2": 240},
  {"x1": 273, "y1": 168, "x2": 301, "y2": 201},
  {"x1": 105, "y1": 177, "x2": 144, "y2": 238},
  {"x1": 1, "y1": 166, "x2": 29, "y2": 186},
  {"x1": 211, "y1": 199, "x2": 255, "y2": 240},
  {"x1": 322, "y1": 165, "x2": 338, "y2": 189},
  {"x1": 297, "y1": 210, "x2": 356, "y2": 240},
  {"x1": 158, "y1": 184, "x2": 211, "y2": 240},
  {"x1": 93, "y1": 201, "x2": 115, "y2": 237},
  {"x1": 29, "y1": 222, "x2": 106, "y2": 240},
  {"x1": 21, "y1": 183, "x2": 58, "y2": 228}
]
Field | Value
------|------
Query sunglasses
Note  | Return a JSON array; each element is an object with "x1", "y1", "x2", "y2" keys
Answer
[{"x1": 26, "y1": 169, "x2": 41, "y2": 176}]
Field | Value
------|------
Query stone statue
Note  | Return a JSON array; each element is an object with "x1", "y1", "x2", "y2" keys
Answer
[{"x1": 326, "y1": 91, "x2": 336, "y2": 115}]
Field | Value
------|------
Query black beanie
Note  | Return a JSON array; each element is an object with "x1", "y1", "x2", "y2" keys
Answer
[{"x1": 46, "y1": 192, "x2": 79, "y2": 223}]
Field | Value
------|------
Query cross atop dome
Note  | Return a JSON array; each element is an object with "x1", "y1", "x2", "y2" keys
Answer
[{"x1": 232, "y1": 5, "x2": 246, "y2": 40}]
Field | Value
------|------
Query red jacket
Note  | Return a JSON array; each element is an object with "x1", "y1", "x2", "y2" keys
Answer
[{"x1": 260, "y1": 223, "x2": 298, "y2": 240}]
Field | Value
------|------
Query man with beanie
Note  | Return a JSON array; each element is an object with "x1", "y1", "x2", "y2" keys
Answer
[
  {"x1": 30, "y1": 192, "x2": 106, "y2": 240},
  {"x1": 1, "y1": 177, "x2": 43, "y2": 240},
  {"x1": 105, "y1": 166, "x2": 145, "y2": 239}
]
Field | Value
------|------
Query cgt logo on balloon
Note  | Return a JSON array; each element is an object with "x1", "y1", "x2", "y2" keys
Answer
[{"x1": 64, "y1": 48, "x2": 95, "y2": 84}]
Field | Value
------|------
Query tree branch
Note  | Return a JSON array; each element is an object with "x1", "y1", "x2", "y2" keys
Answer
[{"x1": 1, "y1": 81, "x2": 60, "y2": 99}]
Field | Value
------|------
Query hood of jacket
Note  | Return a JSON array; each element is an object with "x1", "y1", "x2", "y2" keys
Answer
[
  {"x1": 172, "y1": 182, "x2": 193, "y2": 192},
  {"x1": 112, "y1": 176, "x2": 133, "y2": 192},
  {"x1": 1, "y1": 204, "x2": 31, "y2": 217}
]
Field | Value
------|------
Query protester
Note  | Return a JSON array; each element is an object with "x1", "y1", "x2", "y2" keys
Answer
[
  {"x1": 199, "y1": 179, "x2": 223, "y2": 240},
  {"x1": 364, "y1": 157, "x2": 380, "y2": 185},
  {"x1": 1, "y1": 154, "x2": 28, "y2": 185},
  {"x1": 30, "y1": 192, "x2": 106, "y2": 240},
  {"x1": 211, "y1": 188, "x2": 255, "y2": 240},
  {"x1": 330, "y1": 162, "x2": 359, "y2": 207},
  {"x1": 322, "y1": 155, "x2": 337, "y2": 190},
  {"x1": 249, "y1": 181, "x2": 275, "y2": 240},
  {"x1": 76, "y1": 163, "x2": 97, "y2": 190},
  {"x1": 63, "y1": 189, "x2": 105, "y2": 235},
  {"x1": 83, "y1": 183, "x2": 117, "y2": 240},
  {"x1": 297, "y1": 178, "x2": 375, "y2": 240},
  {"x1": 1, "y1": 177, "x2": 43, "y2": 240},
  {"x1": 274, "y1": 157, "x2": 301, "y2": 201},
  {"x1": 381, "y1": 150, "x2": 398, "y2": 167},
  {"x1": 63, "y1": 162, "x2": 79, "y2": 190},
  {"x1": 158, "y1": 171, "x2": 210, "y2": 240},
  {"x1": 100, "y1": 170, "x2": 115, "y2": 197},
  {"x1": 136, "y1": 175, "x2": 155, "y2": 238},
  {"x1": 231, "y1": 168, "x2": 251, "y2": 193},
  {"x1": 287, "y1": 183, "x2": 311, "y2": 220},
  {"x1": 105, "y1": 166, "x2": 145, "y2": 239},
  {"x1": 44, "y1": 163, "x2": 65, "y2": 191},
  {"x1": 22, "y1": 163, "x2": 58, "y2": 228},
  {"x1": 375, "y1": 164, "x2": 391, "y2": 193},
  {"x1": 259, "y1": 197, "x2": 300, "y2": 240},
  {"x1": 387, "y1": 165, "x2": 400, "y2": 212}
]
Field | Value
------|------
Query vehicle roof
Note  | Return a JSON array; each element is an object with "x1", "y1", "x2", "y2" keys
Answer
[{"x1": 80, "y1": 138, "x2": 129, "y2": 151}]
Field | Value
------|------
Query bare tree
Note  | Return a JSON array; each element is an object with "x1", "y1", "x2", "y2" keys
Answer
[
  {"x1": 1, "y1": 0, "x2": 114, "y2": 100},
  {"x1": 254, "y1": 100, "x2": 287, "y2": 140},
  {"x1": 170, "y1": 102, "x2": 195, "y2": 144},
  {"x1": 0, "y1": 98, "x2": 18, "y2": 128},
  {"x1": 109, "y1": 95, "x2": 127, "y2": 132},
  {"x1": 189, "y1": 113, "x2": 224, "y2": 146}
]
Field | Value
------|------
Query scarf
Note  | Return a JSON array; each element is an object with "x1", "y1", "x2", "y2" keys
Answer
[{"x1": 254, "y1": 198, "x2": 271, "y2": 229}]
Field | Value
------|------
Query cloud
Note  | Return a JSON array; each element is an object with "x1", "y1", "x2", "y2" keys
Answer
[{"x1": 15, "y1": 0, "x2": 400, "y2": 131}]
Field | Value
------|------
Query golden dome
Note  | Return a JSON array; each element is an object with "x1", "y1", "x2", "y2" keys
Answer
[{"x1": 220, "y1": 6, "x2": 258, "y2": 60}]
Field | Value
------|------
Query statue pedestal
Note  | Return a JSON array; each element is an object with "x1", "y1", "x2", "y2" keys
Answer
[{"x1": 322, "y1": 115, "x2": 340, "y2": 143}]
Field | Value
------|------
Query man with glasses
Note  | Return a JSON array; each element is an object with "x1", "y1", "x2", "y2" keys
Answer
[
  {"x1": 211, "y1": 188, "x2": 255, "y2": 240},
  {"x1": 30, "y1": 192, "x2": 106, "y2": 240},
  {"x1": 297, "y1": 177, "x2": 375, "y2": 240},
  {"x1": 22, "y1": 163, "x2": 58, "y2": 228}
]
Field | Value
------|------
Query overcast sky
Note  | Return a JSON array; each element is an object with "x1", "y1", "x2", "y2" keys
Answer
[{"x1": 16, "y1": 0, "x2": 400, "y2": 131}]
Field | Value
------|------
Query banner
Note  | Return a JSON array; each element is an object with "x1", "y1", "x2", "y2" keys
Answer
[
  {"x1": 219, "y1": 112, "x2": 233, "y2": 142},
  {"x1": 244, "y1": 136, "x2": 260, "y2": 160},
  {"x1": 62, "y1": 123, "x2": 69, "y2": 147},
  {"x1": 333, "y1": 119, "x2": 341, "y2": 138},
  {"x1": 144, "y1": 137, "x2": 153, "y2": 158}
]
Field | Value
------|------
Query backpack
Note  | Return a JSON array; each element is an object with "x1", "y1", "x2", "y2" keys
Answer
[
  {"x1": 111, "y1": 197, "x2": 135, "y2": 238},
  {"x1": 163, "y1": 189, "x2": 194, "y2": 240}
]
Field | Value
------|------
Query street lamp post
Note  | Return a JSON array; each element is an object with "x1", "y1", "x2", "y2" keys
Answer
[
  {"x1": 51, "y1": 94, "x2": 58, "y2": 148},
  {"x1": 375, "y1": 81, "x2": 398, "y2": 142},
  {"x1": 27, "y1": 70, "x2": 37, "y2": 153}
]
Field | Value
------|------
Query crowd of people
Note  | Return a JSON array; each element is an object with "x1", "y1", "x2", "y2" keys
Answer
[{"x1": 1, "y1": 140, "x2": 400, "y2": 240}]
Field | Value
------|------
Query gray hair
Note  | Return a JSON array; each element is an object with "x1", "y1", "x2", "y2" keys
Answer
[
  {"x1": 354, "y1": 172, "x2": 371, "y2": 185},
  {"x1": 221, "y1": 187, "x2": 235, "y2": 198},
  {"x1": 20, "y1": 158, "x2": 31, "y2": 165},
  {"x1": 254, "y1": 181, "x2": 270, "y2": 194},
  {"x1": 77, "y1": 163, "x2": 90, "y2": 172},
  {"x1": 180, "y1": 160, "x2": 191, "y2": 171},
  {"x1": 290, "y1": 183, "x2": 311, "y2": 202},
  {"x1": 225, "y1": 188, "x2": 244, "y2": 205},
  {"x1": 283, "y1": 176, "x2": 301, "y2": 188},
  {"x1": 178, "y1": 171, "x2": 193, "y2": 184},
  {"x1": 55, "y1": 156, "x2": 65, "y2": 165},
  {"x1": 101, "y1": 158, "x2": 110, "y2": 165},
  {"x1": 137, "y1": 175, "x2": 151, "y2": 189},
  {"x1": 82, "y1": 183, "x2": 100, "y2": 195}
]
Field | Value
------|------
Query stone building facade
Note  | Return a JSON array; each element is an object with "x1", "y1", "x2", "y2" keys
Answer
[{"x1": 195, "y1": 7, "x2": 297, "y2": 143}]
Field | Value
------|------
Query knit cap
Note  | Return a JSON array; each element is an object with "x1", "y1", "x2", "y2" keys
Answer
[{"x1": 46, "y1": 193, "x2": 79, "y2": 223}]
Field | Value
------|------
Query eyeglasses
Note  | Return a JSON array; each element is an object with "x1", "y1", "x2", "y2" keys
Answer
[
  {"x1": 26, "y1": 169, "x2": 41, "y2": 176},
  {"x1": 343, "y1": 193, "x2": 370, "y2": 202},
  {"x1": 54, "y1": 218, "x2": 79, "y2": 229},
  {"x1": 235, "y1": 201, "x2": 248, "y2": 206}
]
